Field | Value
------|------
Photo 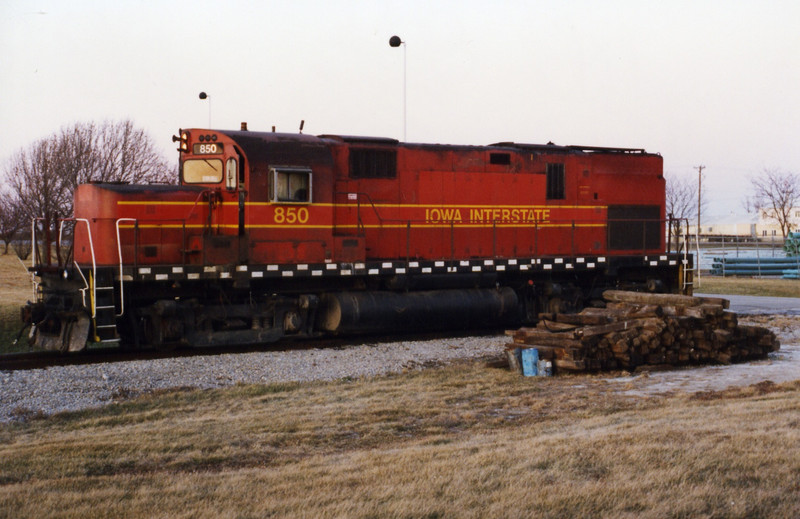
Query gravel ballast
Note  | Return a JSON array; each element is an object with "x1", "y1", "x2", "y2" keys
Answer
[
  {"x1": 0, "y1": 336, "x2": 508, "y2": 422},
  {"x1": 3, "y1": 315, "x2": 799, "y2": 423}
]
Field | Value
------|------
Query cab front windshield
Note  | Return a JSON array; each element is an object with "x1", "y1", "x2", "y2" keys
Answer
[{"x1": 183, "y1": 159, "x2": 223, "y2": 184}]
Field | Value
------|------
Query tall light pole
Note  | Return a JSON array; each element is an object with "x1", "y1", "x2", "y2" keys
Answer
[
  {"x1": 695, "y1": 165, "x2": 705, "y2": 286},
  {"x1": 389, "y1": 35, "x2": 406, "y2": 142},
  {"x1": 199, "y1": 92, "x2": 210, "y2": 128}
]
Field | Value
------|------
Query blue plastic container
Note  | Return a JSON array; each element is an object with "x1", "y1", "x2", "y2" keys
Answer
[{"x1": 521, "y1": 348, "x2": 539, "y2": 377}]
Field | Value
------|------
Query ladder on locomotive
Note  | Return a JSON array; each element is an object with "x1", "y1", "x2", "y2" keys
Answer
[
  {"x1": 90, "y1": 218, "x2": 138, "y2": 344},
  {"x1": 57, "y1": 217, "x2": 122, "y2": 344},
  {"x1": 91, "y1": 268, "x2": 120, "y2": 343}
]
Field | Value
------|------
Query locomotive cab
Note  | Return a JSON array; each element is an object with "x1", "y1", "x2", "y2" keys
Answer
[
  {"x1": 177, "y1": 128, "x2": 339, "y2": 264},
  {"x1": 177, "y1": 129, "x2": 242, "y2": 192},
  {"x1": 176, "y1": 129, "x2": 251, "y2": 263}
]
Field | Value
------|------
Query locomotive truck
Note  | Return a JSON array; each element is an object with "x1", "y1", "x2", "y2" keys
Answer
[{"x1": 23, "y1": 125, "x2": 692, "y2": 352}]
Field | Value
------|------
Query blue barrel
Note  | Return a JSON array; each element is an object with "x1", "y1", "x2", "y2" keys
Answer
[{"x1": 521, "y1": 348, "x2": 539, "y2": 376}]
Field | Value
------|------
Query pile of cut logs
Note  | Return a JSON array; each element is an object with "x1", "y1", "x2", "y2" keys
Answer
[{"x1": 506, "y1": 290, "x2": 780, "y2": 373}]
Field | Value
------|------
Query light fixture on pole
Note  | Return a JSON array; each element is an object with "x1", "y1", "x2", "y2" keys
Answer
[
  {"x1": 389, "y1": 35, "x2": 406, "y2": 142},
  {"x1": 199, "y1": 92, "x2": 211, "y2": 128}
]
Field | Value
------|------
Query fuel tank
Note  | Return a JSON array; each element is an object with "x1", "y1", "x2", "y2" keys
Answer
[{"x1": 317, "y1": 287, "x2": 520, "y2": 334}]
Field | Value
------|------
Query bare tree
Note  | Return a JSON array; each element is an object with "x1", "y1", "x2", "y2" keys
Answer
[
  {"x1": 666, "y1": 176, "x2": 697, "y2": 222},
  {"x1": 0, "y1": 190, "x2": 25, "y2": 254},
  {"x1": 2, "y1": 119, "x2": 176, "y2": 263},
  {"x1": 747, "y1": 168, "x2": 800, "y2": 239},
  {"x1": 665, "y1": 174, "x2": 705, "y2": 248},
  {"x1": 3, "y1": 134, "x2": 69, "y2": 263},
  {"x1": 60, "y1": 120, "x2": 175, "y2": 187}
]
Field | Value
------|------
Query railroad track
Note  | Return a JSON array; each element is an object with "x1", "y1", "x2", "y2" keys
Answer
[
  {"x1": 0, "y1": 348, "x2": 202, "y2": 372},
  {"x1": 0, "y1": 329, "x2": 503, "y2": 372}
]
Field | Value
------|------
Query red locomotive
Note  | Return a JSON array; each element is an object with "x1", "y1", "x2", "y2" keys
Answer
[{"x1": 25, "y1": 125, "x2": 692, "y2": 352}]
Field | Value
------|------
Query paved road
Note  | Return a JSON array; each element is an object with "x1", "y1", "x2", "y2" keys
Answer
[{"x1": 696, "y1": 293, "x2": 800, "y2": 315}]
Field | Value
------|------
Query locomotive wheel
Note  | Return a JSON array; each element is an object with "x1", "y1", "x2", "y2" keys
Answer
[{"x1": 139, "y1": 314, "x2": 179, "y2": 351}]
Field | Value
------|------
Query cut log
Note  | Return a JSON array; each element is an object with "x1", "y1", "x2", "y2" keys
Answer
[
  {"x1": 712, "y1": 329, "x2": 732, "y2": 344},
  {"x1": 511, "y1": 336, "x2": 583, "y2": 349},
  {"x1": 536, "y1": 320, "x2": 579, "y2": 332},
  {"x1": 575, "y1": 317, "x2": 665, "y2": 338},
  {"x1": 683, "y1": 304, "x2": 724, "y2": 319},
  {"x1": 611, "y1": 340, "x2": 629, "y2": 354},
  {"x1": 553, "y1": 312, "x2": 611, "y2": 325},
  {"x1": 506, "y1": 290, "x2": 777, "y2": 374},
  {"x1": 506, "y1": 348, "x2": 521, "y2": 373},
  {"x1": 602, "y1": 290, "x2": 730, "y2": 309},
  {"x1": 553, "y1": 359, "x2": 586, "y2": 371},
  {"x1": 605, "y1": 302, "x2": 664, "y2": 318}
]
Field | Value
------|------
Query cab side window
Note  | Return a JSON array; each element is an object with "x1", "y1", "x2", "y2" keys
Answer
[{"x1": 269, "y1": 167, "x2": 312, "y2": 203}]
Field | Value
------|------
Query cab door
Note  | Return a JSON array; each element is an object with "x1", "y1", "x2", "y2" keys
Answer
[
  {"x1": 226, "y1": 154, "x2": 249, "y2": 262},
  {"x1": 332, "y1": 179, "x2": 366, "y2": 262}
]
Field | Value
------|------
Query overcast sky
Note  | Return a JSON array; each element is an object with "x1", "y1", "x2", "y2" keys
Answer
[{"x1": 2, "y1": 0, "x2": 798, "y2": 220}]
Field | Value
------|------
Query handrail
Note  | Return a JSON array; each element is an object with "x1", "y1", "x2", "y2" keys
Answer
[
  {"x1": 333, "y1": 191, "x2": 384, "y2": 233},
  {"x1": 30, "y1": 218, "x2": 41, "y2": 300},
  {"x1": 30, "y1": 217, "x2": 50, "y2": 270},
  {"x1": 115, "y1": 218, "x2": 137, "y2": 317},
  {"x1": 669, "y1": 216, "x2": 693, "y2": 292},
  {"x1": 685, "y1": 217, "x2": 693, "y2": 292},
  {"x1": 73, "y1": 260, "x2": 90, "y2": 308},
  {"x1": 694, "y1": 216, "x2": 701, "y2": 286},
  {"x1": 57, "y1": 218, "x2": 97, "y2": 318}
]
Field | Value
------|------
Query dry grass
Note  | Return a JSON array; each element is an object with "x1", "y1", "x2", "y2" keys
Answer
[
  {"x1": 0, "y1": 253, "x2": 34, "y2": 352},
  {"x1": 0, "y1": 253, "x2": 32, "y2": 306},
  {"x1": 696, "y1": 275, "x2": 800, "y2": 297},
  {"x1": 1, "y1": 363, "x2": 799, "y2": 518}
]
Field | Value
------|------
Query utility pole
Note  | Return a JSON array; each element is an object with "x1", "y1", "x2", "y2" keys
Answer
[{"x1": 695, "y1": 165, "x2": 705, "y2": 286}]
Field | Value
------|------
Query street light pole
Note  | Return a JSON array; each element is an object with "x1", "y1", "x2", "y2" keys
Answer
[
  {"x1": 199, "y1": 92, "x2": 211, "y2": 128},
  {"x1": 695, "y1": 164, "x2": 705, "y2": 287},
  {"x1": 389, "y1": 35, "x2": 406, "y2": 142}
]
